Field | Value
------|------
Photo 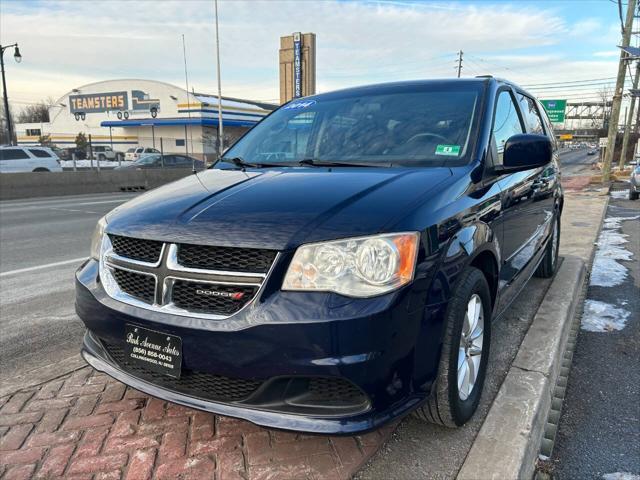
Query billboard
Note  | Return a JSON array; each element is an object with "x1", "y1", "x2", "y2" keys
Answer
[
  {"x1": 540, "y1": 99, "x2": 567, "y2": 123},
  {"x1": 69, "y1": 91, "x2": 128, "y2": 114}
]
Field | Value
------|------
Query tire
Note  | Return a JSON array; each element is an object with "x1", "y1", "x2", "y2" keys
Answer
[
  {"x1": 98, "y1": 154, "x2": 106, "y2": 162},
  {"x1": 413, "y1": 267, "x2": 492, "y2": 427},
  {"x1": 630, "y1": 188, "x2": 639, "y2": 200},
  {"x1": 32, "y1": 168, "x2": 50, "y2": 172},
  {"x1": 534, "y1": 214, "x2": 560, "y2": 278}
]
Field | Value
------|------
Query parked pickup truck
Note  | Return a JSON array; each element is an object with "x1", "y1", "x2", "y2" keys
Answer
[
  {"x1": 91, "y1": 145, "x2": 123, "y2": 162},
  {"x1": 77, "y1": 77, "x2": 563, "y2": 434}
]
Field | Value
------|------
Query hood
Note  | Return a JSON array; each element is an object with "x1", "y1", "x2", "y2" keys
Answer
[{"x1": 106, "y1": 167, "x2": 452, "y2": 250}]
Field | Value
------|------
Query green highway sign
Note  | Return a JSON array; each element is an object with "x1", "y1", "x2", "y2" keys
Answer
[{"x1": 540, "y1": 99, "x2": 567, "y2": 123}]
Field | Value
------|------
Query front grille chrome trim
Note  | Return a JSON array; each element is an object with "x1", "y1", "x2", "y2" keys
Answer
[
  {"x1": 166, "y1": 244, "x2": 267, "y2": 279},
  {"x1": 106, "y1": 245, "x2": 165, "y2": 269},
  {"x1": 99, "y1": 234, "x2": 278, "y2": 320}
]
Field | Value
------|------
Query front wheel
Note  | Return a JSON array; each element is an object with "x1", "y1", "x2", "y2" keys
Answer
[
  {"x1": 630, "y1": 188, "x2": 639, "y2": 200},
  {"x1": 535, "y1": 214, "x2": 560, "y2": 278},
  {"x1": 413, "y1": 267, "x2": 492, "y2": 427}
]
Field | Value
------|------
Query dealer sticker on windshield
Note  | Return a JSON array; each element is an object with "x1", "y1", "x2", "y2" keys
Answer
[{"x1": 435, "y1": 144, "x2": 461, "y2": 156}]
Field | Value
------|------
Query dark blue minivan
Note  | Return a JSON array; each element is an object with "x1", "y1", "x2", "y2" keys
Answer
[{"x1": 77, "y1": 77, "x2": 562, "y2": 434}]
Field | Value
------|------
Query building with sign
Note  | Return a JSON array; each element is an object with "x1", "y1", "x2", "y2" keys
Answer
[
  {"x1": 279, "y1": 33, "x2": 316, "y2": 104},
  {"x1": 15, "y1": 79, "x2": 276, "y2": 161}
]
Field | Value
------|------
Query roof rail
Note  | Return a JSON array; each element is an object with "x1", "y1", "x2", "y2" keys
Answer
[{"x1": 475, "y1": 75, "x2": 493, "y2": 78}]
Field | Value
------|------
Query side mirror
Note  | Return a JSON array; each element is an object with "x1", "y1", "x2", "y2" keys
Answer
[{"x1": 497, "y1": 134, "x2": 552, "y2": 173}]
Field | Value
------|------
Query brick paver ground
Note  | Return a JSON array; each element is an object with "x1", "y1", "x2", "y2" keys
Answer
[
  {"x1": 0, "y1": 367, "x2": 394, "y2": 479},
  {"x1": 561, "y1": 175, "x2": 593, "y2": 192}
]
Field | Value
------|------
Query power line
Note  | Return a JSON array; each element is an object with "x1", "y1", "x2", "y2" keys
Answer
[{"x1": 521, "y1": 77, "x2": 617, "y2": 87}]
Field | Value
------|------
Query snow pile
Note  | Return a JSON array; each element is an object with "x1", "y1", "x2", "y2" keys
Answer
[
  {"x1": 589, "y1": 216, "x2": 638, "y2": 287},
  {"x1": 609, "y1": 189, "x2": 629, "y2": 199},
  {"x1": 581, "y1": 300, "x2": 630, "y2": 332},
  {"x1": 602, "y1": 473, "x2": 640, "y2": 480},
  {"x1": 60, "y1": 160, "x2": 122, "y2": 168}
]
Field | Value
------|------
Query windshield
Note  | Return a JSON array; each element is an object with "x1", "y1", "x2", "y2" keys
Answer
[
  {"x1": 222, "y1": 83, "x2": 483, "y2": 167},
  {"x1": 126, "y1": 148, "x2": 135, "y2": 153}
]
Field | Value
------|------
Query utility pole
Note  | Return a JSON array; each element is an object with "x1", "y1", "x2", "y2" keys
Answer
[
  {"x1": 456, "y1": 50, "x2": 463, "y2": 78},
  {"x1": 619, "y1": 60, "x2": 640, "y2": 170},
  {"x1": 602, "y1": 0, "x2": 637, "y2": 182},
  {"x1": 214, "y1": 0, "x2": 224, "y2": 158}
]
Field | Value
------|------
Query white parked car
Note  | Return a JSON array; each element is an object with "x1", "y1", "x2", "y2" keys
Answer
[
  {"x1": 0, "y1": 146, "x2": 63, "y2": 173},
  {"x1": 124, "y1": 147, "x2": 159, "y2": 161}
]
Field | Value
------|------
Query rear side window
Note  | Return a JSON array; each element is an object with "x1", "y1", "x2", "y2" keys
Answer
[
  {"x1": 0, "y1": 149, "x2": 30, "y2": 160},
  {"x1": 493, "y1": 91, "x2": 524, "y2": 159},
  {"x1": 29, "y1": 149, "x2": 52, "y2": 158},
  {"x1": 517, "y1": 94, "x2": 545, "y2": 135}
]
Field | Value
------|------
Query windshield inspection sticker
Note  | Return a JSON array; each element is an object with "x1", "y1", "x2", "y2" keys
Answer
[
  {"x1": 435, "y1": 144, "x2": 461, "y2": 156},
  {"x1": 283, "y1": 100, "x2": 316, "y2": 110}
]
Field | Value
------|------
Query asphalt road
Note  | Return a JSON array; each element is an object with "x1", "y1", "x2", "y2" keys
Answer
[
  {"x1": 551, "y1": 189, "x2": 640, "y2": 479},
  {"x1": 559, "y1": 148, "x2": 596, "y2": 177},
  {"x1": 0, "y1": 192, "x2": 138, "y2": 385}
]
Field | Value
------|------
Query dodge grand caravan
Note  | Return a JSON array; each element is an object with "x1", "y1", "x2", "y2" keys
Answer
[{"x1": 77, "y1": 77, "x2": 562, "y2": 434}]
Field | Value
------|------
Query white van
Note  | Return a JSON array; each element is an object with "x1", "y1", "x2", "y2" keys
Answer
[{"x1": 0, "y1": 146, "x2": 63, "y2": 173}]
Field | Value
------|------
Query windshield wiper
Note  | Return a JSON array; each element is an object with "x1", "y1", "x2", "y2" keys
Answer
[
  {"x1": 298, "y1": 158, "x2": 392, "y2": 168},
  {"x1": 221, "y1": 157, "x2": 297, "y2": 169}
]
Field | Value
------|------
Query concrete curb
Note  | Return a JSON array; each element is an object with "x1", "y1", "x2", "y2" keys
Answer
[{"x1": 457, "y1": 256, "x2": 586, "y2": 480}]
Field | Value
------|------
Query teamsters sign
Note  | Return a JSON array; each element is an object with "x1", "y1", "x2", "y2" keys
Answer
[{"x1": 69, "y1": 91, "x2": 128, "y2": 114}]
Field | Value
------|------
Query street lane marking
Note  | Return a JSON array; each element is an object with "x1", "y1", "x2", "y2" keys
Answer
[
  {"x1": 0, "y1": 198, "x2": 132, "y2": 213},
  {"x1": 0, "y1": 257, "x2": 87, "y2": 277},
  {"x1": 48, "y1": 208, "x2": 100, "y2": 214}
]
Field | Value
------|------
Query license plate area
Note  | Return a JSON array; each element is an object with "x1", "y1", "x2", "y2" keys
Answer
[{"x1": 124, "y1": 324, "x2": 183, "y2": 378}]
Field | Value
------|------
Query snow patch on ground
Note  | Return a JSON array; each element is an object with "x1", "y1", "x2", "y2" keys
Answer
[
  {"x1": 603, "y1": 473, "x2": 640, "y2": 480},
  {"x1": 589, "y1": 216, "x2": 638, "y2": 287},
  {"x1": 581, "y1": 300, "x2": 630, "y2": 332},
  {"x1": 609, "y1": 189, "x2": 629, "y2": 199},
  {"x1": 60, "y1": 160, "x2": 122, "y2": 168}
]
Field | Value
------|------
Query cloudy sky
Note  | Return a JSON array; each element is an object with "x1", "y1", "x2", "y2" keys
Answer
[{"x1": 0, "y1": 0, "x2": 626, "y2": 108}]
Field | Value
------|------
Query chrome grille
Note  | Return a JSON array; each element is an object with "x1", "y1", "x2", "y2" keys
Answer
[
  {"x1": 109, "y1": 235, "x2": 163, "y2": 263},
  {"x1": 101, "y1": 236, "x2": 276, "y2": 319},
  {"x1": 177, "y1": 244, "x2": 277, "y2": 273}
]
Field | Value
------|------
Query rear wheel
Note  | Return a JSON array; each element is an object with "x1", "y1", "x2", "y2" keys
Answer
[
  {"x1": 535, "y1": 214, "x2": 560, "y2": 278},
  {"x1": 413, "y1": 267, "x2": 491, "y2": 427},
  {"x1": 32, "y1": 168, "x2": 50, "y2": 172},
  {"x1": 630, "y1": 188, "x2": 639, "y2": 200}
]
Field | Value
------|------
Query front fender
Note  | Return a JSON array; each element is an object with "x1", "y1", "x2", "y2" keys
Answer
[{"x1": 411, "y1": 221, "x2": 500, "y2": 391}]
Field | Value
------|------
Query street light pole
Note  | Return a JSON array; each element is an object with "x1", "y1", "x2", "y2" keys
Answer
[{"x1": 1, "y1": 43, "x2": 22, "y2": 146}]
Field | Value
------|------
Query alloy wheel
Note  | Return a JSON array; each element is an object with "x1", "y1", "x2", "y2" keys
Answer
[{"x1": 458, "y1": 294, "x2": 484, "y2": 401}]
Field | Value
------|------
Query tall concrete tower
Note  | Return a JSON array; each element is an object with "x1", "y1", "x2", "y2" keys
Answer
[{"x1": 279, "y1": 32, "x2": 316, "y2": 104}]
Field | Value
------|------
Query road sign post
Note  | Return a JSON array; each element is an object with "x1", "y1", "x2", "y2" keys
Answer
[{"x1": 540, "y1": 100, "x2": 567, "y2": 123}]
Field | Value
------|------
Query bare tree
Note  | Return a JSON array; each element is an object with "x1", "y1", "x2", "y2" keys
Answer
[
  {"x1": 16, "y1": 97, "x2": 55, "y2": 124},
  {"x1": 597, "y1": 86, "x2": 613, "y2": 130}
]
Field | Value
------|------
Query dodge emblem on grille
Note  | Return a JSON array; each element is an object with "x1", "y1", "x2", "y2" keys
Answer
[{"x1": 196, "y1": 289, "x2": 245, "y2": 300}]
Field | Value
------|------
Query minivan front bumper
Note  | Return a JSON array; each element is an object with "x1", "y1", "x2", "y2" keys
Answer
[{"x1": 76, "y1": 259, "x2": 443, "y2": 434}]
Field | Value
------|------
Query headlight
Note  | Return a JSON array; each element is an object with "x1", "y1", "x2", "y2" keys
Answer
[
  {"x1": 282, "y1": 232, "x2": 419, "y2": 297},
  {"x1": 90, "y1": 216, "x2": 107, "y2": 260}
]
